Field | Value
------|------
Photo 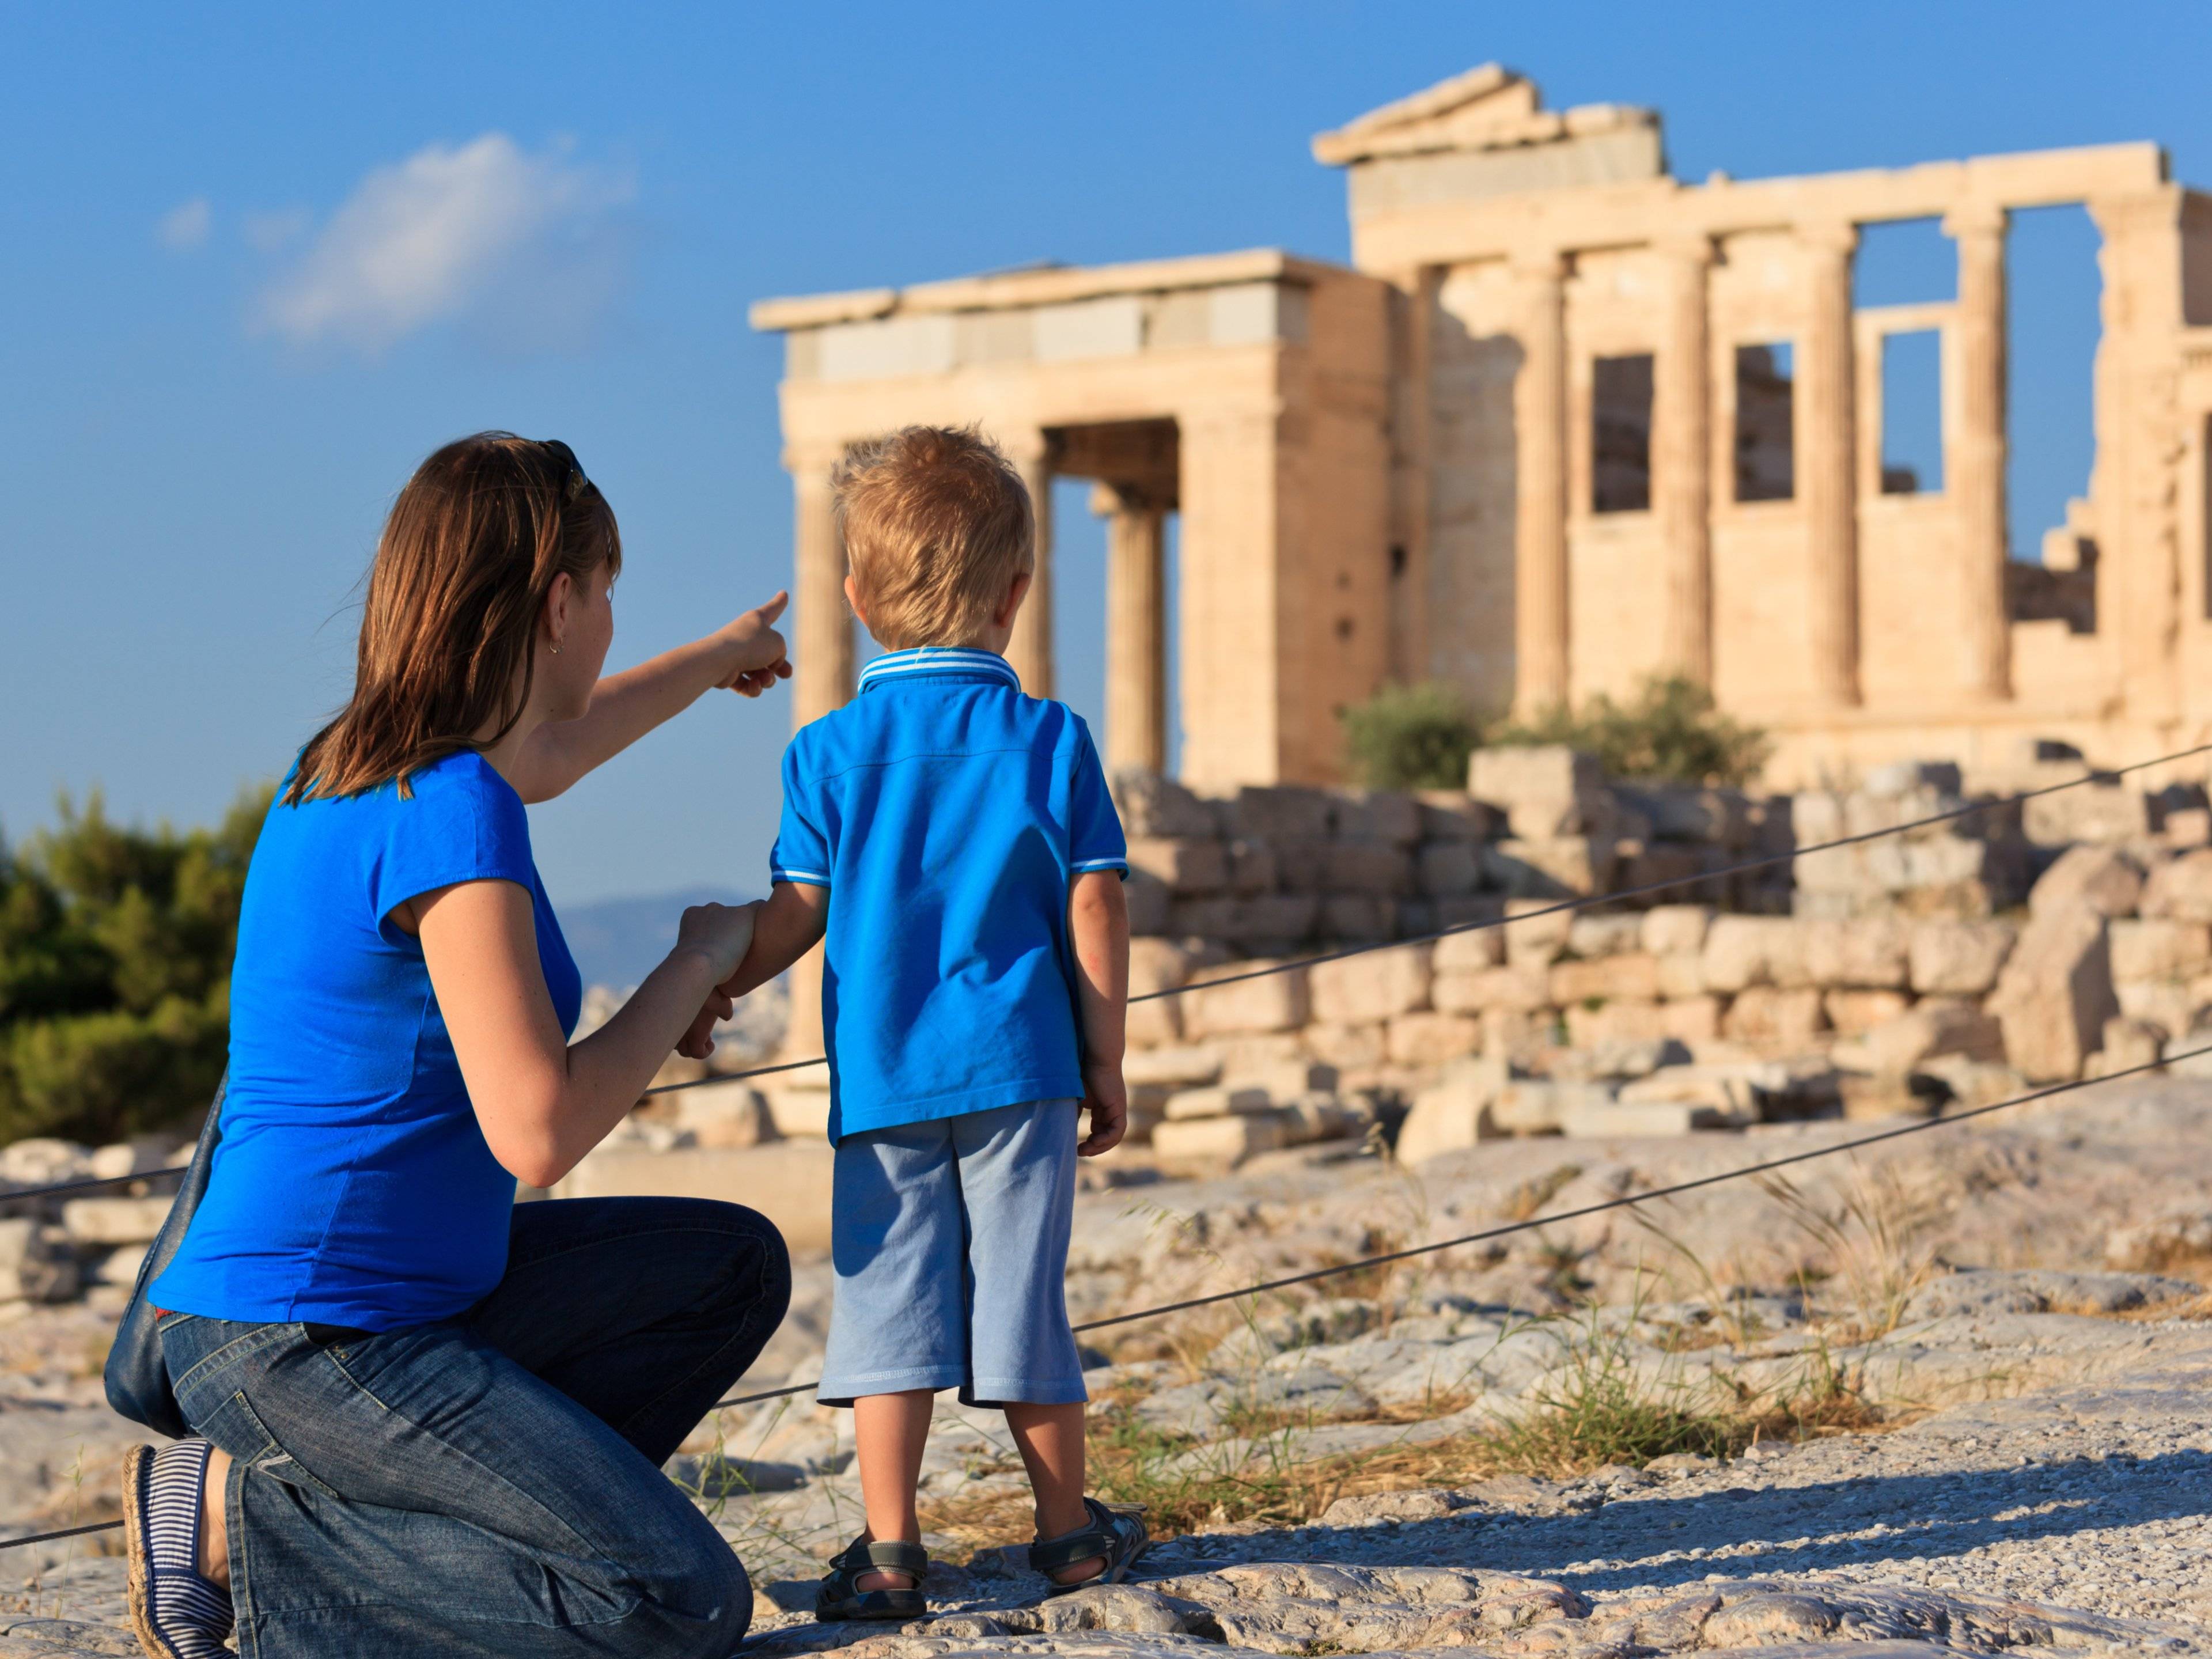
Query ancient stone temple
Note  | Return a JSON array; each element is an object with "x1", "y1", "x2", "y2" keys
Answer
[{"x1": 752, "y1": 63, "x2": 2212, "y2": 788}]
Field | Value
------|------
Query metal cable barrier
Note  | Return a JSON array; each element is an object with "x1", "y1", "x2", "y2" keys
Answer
[
  {"x1": 9, "y1": 737, "x2": 2210, "y2": 1213},
  {"x1": 9, "y1": 1043, "x2": 2210, "y2": 1556},
  {"x1": 702, "y1": 1041, "x2": 2212, "y2": 1408},
  {"x1": 5, "y1": 740, "x2": 2212, "y2": 1553}
]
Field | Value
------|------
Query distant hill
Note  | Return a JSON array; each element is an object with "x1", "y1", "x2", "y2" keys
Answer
[{"x1": 556, "y1": 886, "x2": 749, "y2": 991}]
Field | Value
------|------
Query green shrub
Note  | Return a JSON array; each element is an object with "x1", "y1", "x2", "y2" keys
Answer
[
  {"x1": 1339, "y1": 682, "x2": 1482, "y2": 791},
  {"x1": 6, "y1": 997, "x2": 230, "y2": 1146},
  {"x1": 1340, "y1": 674, "x2": 1769, "y2": 793},
  {"x1": 0, "y1": 786, "x2": 267, "y2": 1145},
  {"x1": 1493, "y1": 674, "x2": 1771, "y2": 788}
]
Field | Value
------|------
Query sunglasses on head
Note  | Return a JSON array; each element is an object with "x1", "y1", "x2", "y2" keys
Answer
[{"x1": 540, "y1": 440, "x2": 590, "y2": 504}]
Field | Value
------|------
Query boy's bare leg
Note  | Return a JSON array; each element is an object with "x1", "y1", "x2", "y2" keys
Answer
[
  {"x1": 1004, "y1": 1402, "x2": 1104, "y2": 1583},
  {"x1": 853, "y1": 1390, "x2": 934, "y2": 1590}
]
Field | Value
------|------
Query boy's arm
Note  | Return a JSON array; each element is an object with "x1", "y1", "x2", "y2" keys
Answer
[
  {"x1": 675, "y1": 881, "x2": 829, "y2": 1059},
  {"x1": 1068, "y1": 870, "x2": 1130, "y2": 1157}
]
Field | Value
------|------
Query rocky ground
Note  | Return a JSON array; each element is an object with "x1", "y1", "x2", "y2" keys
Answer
[{"x1": 13, "y1": 1078, "x2": 2212, "y2": 1656}]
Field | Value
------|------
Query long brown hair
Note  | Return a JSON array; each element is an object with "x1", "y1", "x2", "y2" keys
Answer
[{"x1": 287, "y1": 432, "x2": 622, "y2": 804}]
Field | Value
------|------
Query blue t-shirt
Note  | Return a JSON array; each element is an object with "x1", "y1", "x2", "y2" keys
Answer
[
  {"x1": 771, "y1": 647, "x2": 1128, "y2": 1141},
  {"x1": 151, "y1": 751, "x2": 581, "y2": 1331}
]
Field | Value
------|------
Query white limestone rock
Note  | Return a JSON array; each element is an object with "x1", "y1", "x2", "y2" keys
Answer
[
  {"x1": 1987, "y1": 903, "x2": 2120, "y2": 1081},
  {"x1": 0, "y1": 1219, "x2": 79, "y2": 1303},
  {"x1": 2142, "y1": 847, "x2": 2212, "y2": 921},
  {"x1": 1395, "y1": 1055, "x2": 1512, "y2": 1162},
  {"x1": 1150, "y1": 1111, "x2": 1289, "y2": 1167},
  {"x1": 58, "y1": 1196, "x2": 172, "y2": 1245},
  {"x1": 1181, "y1": 963, "x2": 1309, "y2": 1037},
  {"x1": 2031, "y1": 843, "x2": 2145, "y2": 919},
  {"x1": 1907, "y1": 918, "x2": 2017, "y2": 994},
  {"x1": 1699, "y1": 915, "x2": 1808, "y2": 993},
  {"x1": 1639, "y1": 904, "x2": 1713, "y2": 957},
  {"x1": 1308, "y1": 943, "x2": 1432, "y2": 1025}
]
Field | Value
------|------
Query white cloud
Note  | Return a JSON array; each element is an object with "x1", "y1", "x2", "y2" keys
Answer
[
  {"x1": 255, "y1": 134, "x2": 634, "y2": 354},
  {"x1": 157, "y1": 197, "x2": 211, "y2": 251},
  {"x1": 243, "y1": 207, "x2": 309, "y2": 253}
]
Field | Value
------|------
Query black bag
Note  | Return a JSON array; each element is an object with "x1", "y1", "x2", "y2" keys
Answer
[{"x1": 102, "y1": 1073, "x2": 225, "y2": 1440}]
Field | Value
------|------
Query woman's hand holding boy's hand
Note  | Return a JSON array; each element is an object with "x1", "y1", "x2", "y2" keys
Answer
[
  {"x1": 673, "y1": 902, "x2": 759, "y2": 997},
  {"x1": 1077, "y1": 1059, "x2": 1128, "y2": 1157},
  {"x1": 669, "y1": 900, "x2": 761, "y2": 1059},
  {"x1": 711, "y1": 592, "x2": 795, "y2": 698},
  {"x1": 675, "y1": 883, "x2": 830, "y2": 1063}
]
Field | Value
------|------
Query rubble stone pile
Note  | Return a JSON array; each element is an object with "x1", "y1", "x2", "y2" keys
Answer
[{"x1": 0, "y1": 1135, "x2": 187, "y2": 1322}]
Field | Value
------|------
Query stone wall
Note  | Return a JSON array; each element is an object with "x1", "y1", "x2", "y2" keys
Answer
[
  {"x1": 679, "y1": 749, "x2": 2207, "y2": 1170},
  {"x1": 1113, "y1": 751, "x2": 1795, "y2": 963},
  {"x1": 7, "y1": 749, "x2": 2212, "y2": 1321},
  {"x1": 613, "y1": 747, "x2": 2212, "y2": 1176},
  {"x1": 1099, "y1": 749, "x2": 2212, "y2": 1162}
]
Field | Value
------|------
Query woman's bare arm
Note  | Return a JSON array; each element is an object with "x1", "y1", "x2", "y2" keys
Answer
[
  {"x1": 408, "y1": 880, "x2": 757, "y2": 1187},
  {"x1": 507, "y1": 593, "x2": 793, "y2": 804}
]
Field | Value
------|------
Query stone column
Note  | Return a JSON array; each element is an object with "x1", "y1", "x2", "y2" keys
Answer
[
  {"x1": 2088, "y1": 192, "x2": 2186, "y2": 721},
  {"x1": 1096, "y1": 482, "x2": 1168, "y2": 773},
  {"x1": 1653, "y1": 236, "x2": 1714, "y2": 684},
  {"x1": 781, "y1": 940, "x2": 829, "y2": 1065},
  {"x1": 1006, "y1": 434, "x2": 1056, "y2": 698},
  {"x1": 1512, "y1": 252, "x2": 1570, "y2": 714},
  {"x1": 789, "y1": 446, "x2": 854, "y2": 729},
  {"x1": 1946, "y1": 202, "x2": 2012, "y2": 701},
  {"x1": 1800, "y1": 221, "x2": 1862, "y2": 706},
  {"x1": 1389, "y1": 266, "x2": 1440, "y2": 684},
  {"x1": 1176, "y1": 409, "x2": 1283, "y2": 787}
]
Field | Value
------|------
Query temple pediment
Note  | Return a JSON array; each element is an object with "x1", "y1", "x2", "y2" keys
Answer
[{"x1": 1311, "y1": 63, "x2": 1656, "y2": 165}]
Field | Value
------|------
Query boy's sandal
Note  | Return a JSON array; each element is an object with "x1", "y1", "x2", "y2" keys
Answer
[
  {"x1": 815, "y1": 1534, "x2": 929, "y2": 1623},
  {"x1": 1031, "y1": 1497, "x2": 1149, "y2": 1596}
]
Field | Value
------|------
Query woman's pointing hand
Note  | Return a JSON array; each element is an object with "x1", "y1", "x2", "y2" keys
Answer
[{"x1": 712, "y1": 591, "x2": 794, "y2": 698}]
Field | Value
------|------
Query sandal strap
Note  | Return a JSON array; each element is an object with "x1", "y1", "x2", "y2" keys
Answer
[
  {"x1": 830, "y1": 1534, "x2": 927, "y2": 1580},
  {"x1": 861, "y1": 1539, "x2": 929, "y2": 1575},
  {"x1": 1029, "y1": 1497, "x2": 1131, "y2": 1572}
]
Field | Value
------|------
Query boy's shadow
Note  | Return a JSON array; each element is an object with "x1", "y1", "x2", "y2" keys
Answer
[{"x1": 1171, "y1": 1449, "x2": 2212, "y2": 1594}]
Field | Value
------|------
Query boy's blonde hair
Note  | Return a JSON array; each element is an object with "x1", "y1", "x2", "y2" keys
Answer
[{"x1": 832, "y1": 426, "x2": 1034, "y2": 649}]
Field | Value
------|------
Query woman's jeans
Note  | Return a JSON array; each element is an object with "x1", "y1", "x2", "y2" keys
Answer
[{"x1": 157, "y1": 1196, "x2": 791, "y2": 1659}]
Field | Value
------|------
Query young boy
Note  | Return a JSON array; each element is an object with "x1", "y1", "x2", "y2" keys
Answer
[{"x1": 689, "y1": 426, "x2": 1143, "y2": 1620}]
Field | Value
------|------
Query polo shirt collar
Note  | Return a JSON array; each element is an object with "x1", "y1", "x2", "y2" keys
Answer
[{"x1": 857, "y1": 647, "x2": 1021, "y2": 694}]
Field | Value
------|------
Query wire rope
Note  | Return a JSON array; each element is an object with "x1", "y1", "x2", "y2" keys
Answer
[{"x1": 6, "y1": 743, "x2": 2211, "y2": 1550}]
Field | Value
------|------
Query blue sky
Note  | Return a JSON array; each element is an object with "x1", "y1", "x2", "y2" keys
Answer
[{"x1": 7, "y1": 2, "x2": 2211, "y2": 906}]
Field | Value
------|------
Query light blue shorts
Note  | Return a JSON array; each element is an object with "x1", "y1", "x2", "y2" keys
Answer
[{"x1": 817, "y1": 1100, "x2": 1086, "y2": 1409}]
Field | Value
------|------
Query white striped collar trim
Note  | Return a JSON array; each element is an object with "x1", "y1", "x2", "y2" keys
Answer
[{"x1": 857, "y1": 648, "x2": 1021, "y2": 692}]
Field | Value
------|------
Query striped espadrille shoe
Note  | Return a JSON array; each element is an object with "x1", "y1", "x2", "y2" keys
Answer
[{"x1": 123, "y1": 1441, "x2": 234, "y2": 1659}]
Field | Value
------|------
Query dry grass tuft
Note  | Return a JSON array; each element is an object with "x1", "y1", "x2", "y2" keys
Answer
[
  {"x1": 1754, "y1": 1162, "x2": 1946, "y2": 1342},
  {"x1": 919, "y1": 1289, "x2": 1893, "y2": 1554},
  {"x1": 914, "y1": 1158, "x2": 1958, "y2": 1558},
  {"x1": 1505, "y1": 1164, "x2": 1585, "y2": 1224}
]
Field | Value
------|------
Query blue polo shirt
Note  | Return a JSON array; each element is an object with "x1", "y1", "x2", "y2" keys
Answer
[{"x1": 771, "y1": 647, "x2": 1128, "y2": 1141}]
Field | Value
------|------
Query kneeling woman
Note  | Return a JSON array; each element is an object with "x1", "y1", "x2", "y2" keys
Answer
[{"x1": 125, "y1": 434, "x2": 794, "y2": 1658}]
